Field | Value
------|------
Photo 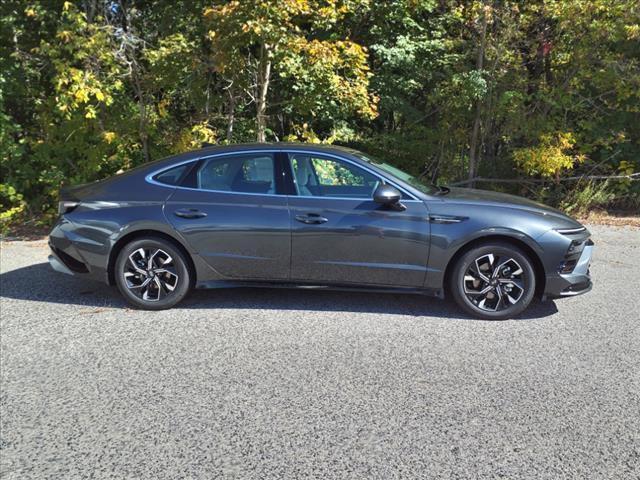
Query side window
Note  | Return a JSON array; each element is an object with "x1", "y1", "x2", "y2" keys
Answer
[
  {"x1": 153, "y1": 163, "x2": 191, "y2": 186},
  {"x1": 289, "y1": 154, "x2": 380, "y2": 198},
  {"x1": 197, "y1": 154, "x2": 276, "y2": 194}
]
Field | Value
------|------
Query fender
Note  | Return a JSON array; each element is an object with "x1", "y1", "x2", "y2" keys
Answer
[
  {"x1": 107, "y1": 220, "x2": 219, "y2": 287},
  {"x1": 424, "y1": 225, "x2": 544, "y2": 291}
]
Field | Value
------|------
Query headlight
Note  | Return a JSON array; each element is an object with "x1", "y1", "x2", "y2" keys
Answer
[
  {"x1": 58, "y1": 201, "x2": 78, "y2": 215},
  {"x1": 567, "y1": 239, "x2": 585, "y2": 255},
  {"x1": 558, "y1": 239, "x2": 589, "y2": 274}
]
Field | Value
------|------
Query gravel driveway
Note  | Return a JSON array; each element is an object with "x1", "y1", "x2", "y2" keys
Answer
[{"x1": 1, "y1": 225, "x2": 639, "y2": 479}]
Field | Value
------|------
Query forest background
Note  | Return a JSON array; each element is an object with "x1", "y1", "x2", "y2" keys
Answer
[{"x1": 1, "y1": 0, "x2": 639, "y2": 233}]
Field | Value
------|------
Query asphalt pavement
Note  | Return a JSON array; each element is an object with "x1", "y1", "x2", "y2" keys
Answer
[{"x1": 1, "y1": 225, "x2": 639, "y2": 479}]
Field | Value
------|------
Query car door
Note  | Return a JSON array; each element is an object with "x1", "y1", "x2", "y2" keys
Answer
[
  {"x1": 286, "y1": 151, "x2": 431, "y2": 287},
  {"x1": 164, "y1": 151, "x2": 290, "y2": 280}
]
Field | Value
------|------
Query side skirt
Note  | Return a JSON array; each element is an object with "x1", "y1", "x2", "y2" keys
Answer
[{"x1": 195, "y1": 280, "x2": 444, "y2": 298}]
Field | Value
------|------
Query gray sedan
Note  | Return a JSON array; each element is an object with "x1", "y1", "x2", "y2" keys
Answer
[{"x1": 48, "y1": 143, "x2": 593, "y2": 319}]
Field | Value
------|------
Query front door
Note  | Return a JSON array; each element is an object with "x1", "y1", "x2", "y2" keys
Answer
[
  {"x1": 165, "y1": 152, "x2": 290, "y2": 280},
  {"x1": 286, "y1": 152, "x2": 431, "y2": 287}
]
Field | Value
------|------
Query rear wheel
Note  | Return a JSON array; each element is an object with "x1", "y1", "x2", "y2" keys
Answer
[
  {"x1": 449, "y1": 242, "x2": 536, "y2": 320},
  {"x1": 115, "y1": 237, "x2": 191, "y2": 310}
]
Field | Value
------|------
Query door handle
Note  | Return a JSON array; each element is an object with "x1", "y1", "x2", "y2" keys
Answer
[
  {"x1": 174, "y1": 208, "x2": 207, "y2": 219},
  {"x1": 295, "y1": 213, "x2": 328, "y2": 225}
]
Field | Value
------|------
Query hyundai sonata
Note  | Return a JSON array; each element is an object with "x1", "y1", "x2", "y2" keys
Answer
[{"x1": 48, "y1": 143, "x2": 593, "y2": 319}]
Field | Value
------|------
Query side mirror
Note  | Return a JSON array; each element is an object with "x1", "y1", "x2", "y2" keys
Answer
[{"x1": 373, "y1": 183, "x2": 406, "y2": 211}]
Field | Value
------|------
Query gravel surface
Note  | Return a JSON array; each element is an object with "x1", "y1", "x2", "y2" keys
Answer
[{"x1": 1, "y1": 225, "x2": 639, "y2": 479}]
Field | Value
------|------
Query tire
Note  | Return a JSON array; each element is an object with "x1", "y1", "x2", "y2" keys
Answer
[
  {"x1": 115, "y1": 236, "x2": 192, "y2": 310},
  {"x1": 449, "y1": 242, "x2": 536, "y2": 320}
]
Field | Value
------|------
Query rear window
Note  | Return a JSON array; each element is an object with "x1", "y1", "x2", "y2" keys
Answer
[{"x1": 196, "y1": 154, "x2": 276, "y2": 194}]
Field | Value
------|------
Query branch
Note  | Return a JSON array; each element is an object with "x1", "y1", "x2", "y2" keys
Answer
[{"x1": 449, "y1": 172, "x2": 640, "y2": 186}]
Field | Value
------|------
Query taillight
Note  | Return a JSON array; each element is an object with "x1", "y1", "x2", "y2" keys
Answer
[{"x1": 58, "y1": 201, "x2": 79, "y2": 215}]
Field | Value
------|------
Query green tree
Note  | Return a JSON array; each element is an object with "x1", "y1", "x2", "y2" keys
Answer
[
  {"x1": 0, "y1": 0, "x2": 638, "y2": 232},
  {"x1": 204, "y1": 0, "x2": 377, "y2": 142}
]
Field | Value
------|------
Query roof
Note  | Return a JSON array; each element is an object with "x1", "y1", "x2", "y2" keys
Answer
[
  {"x1": 195, "y1": 142, "x2": 364, "y2": 157},
  {"x1": 137, "y1": 142, "x2": 369, "y2": 179}
]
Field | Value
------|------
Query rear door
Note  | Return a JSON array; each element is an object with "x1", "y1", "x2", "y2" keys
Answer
[
  {"x1": 286, "y1": 151, "x2": 431, "y2": 287},
  {"x1": 165, "y1": 151, "x2": 291, "y2": 280}
]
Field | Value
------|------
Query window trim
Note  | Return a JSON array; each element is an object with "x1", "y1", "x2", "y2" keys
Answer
[
  {"x1": 145, "y1": 149, "x2": 421, "y2": 202},
  {"x1": 275, "y1": 152, "x2": 297, "y2": 195},
  {"x1": 145, "y1": 151, "x2": 285, "y2": 197}
]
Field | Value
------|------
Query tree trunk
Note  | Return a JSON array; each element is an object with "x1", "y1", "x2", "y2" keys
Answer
[
  {"x1": 118, "y1": 0, "x2": 149, "y2": 162},
  {"x1": 468, "y1": 4, "x2": 488, "y2": 186},
  {"x1": 226, "y1": 86, "x2": 235, "y2": 142},
  {"x1": 256, "y1": 42, "x2": 271, "y2": 143},
  {"x1": 133, "y1": 74, "x2": 150, "y2": 163}
]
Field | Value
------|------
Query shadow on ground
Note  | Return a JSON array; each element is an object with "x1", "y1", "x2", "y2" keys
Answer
[{"x1": 0, "y1": 262, "x2": 559, "y2": 320}]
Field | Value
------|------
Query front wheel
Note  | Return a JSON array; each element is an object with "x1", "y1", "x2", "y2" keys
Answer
[
  {"x1": 449, "y1": 242, "x2": 536, "y2": 320},
  {"x1": 115, "y1": 237, "x2": 192, "y2": 310}
]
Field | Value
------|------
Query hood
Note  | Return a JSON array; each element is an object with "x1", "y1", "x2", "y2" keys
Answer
[{"x1": 443, "y1": 187, "x2": 583, "y2": 228}]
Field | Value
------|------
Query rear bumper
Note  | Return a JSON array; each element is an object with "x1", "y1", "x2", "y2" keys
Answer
[
  {"x1": 48, "y1": 217, "x2": 108, "y2": 283},
  {"x1": 543, "y1": 242, "x2": 594, "y2": 299},
  {"x1": 48, "y1": 252, "x2": 74, "y2": 276}
]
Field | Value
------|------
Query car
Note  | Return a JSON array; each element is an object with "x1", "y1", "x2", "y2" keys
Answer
[{"x1": 48, "y1": 143, "x2": 593, "y2": 319}]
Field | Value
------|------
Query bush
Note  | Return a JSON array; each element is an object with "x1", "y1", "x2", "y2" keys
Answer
[
  {"x1": 560, "y1": 181, "x2": 616, "y2": 217},
  {"x1": 0, "y1": 184, "x2": 26, "y2": 235}
]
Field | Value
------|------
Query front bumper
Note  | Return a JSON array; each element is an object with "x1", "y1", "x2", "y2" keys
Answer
[{"x1": 543, "y1": 241, "x2": 594, "y2": 299}]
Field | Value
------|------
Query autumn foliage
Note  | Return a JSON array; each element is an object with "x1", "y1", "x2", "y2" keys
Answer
[{"x1": 1, "y1": 0, "x2": 639, "y2": 232}]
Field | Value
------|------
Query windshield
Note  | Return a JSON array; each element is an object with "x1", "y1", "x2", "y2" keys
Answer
[{"x1": 353, "y1": 153, "x2": 439, "y2": 195}]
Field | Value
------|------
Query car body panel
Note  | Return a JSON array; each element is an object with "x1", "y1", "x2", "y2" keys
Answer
[
  {"x1": 288, "y1": 196, "x2": 431, "y2": 287},
  {"x1": 49, "y1": 201, "x2": 217, "y2": 285},
  {"x1": 165, "y1": 188, "x2": 291, "y2": 280},
  {"x1": 439, "y1": 186, "x2": 583, "y2": 229}
]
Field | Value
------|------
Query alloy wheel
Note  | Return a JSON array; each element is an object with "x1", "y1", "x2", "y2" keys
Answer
[
  {"x1": 463, "y1": 253, "x2": 526, "y2": 312},
  {"x1": 123, "y1": 247, "x2": 179, "y2": 302}
]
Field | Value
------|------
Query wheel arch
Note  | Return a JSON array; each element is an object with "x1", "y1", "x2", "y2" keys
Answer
[
  {"x1": 442, "y1": 234, "x2": 546, "y2": 298},
  {"x1": 107, "y1": 229, "x2": 196, "y2": 286}
]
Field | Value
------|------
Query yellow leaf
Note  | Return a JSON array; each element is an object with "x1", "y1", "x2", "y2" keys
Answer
[
  {"x1": 625, "y1": 25, "x2": 640, "y2": 40},
  {"x1": 74, "y1": 89, "x2": 90, "y2": 103},
  {"x1": 57, "y1": 30, "x2": 73, "y2": 42}
]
